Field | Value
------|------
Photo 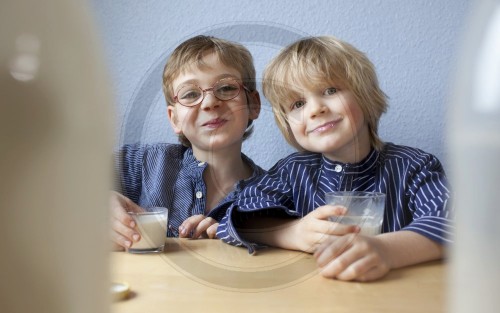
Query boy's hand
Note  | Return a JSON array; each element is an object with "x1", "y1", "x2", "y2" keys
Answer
[
  {"x1": 313, "y1": 233, "x2": 391, "y2": 281},
  {"x1": 109, "y1": 191, "x2": 145, "y2": 250},
  {"x1": 285, "y1": 205, "x2": 360, "y2": 253},
  {"x1": 179, "y1": 215, "x2": 219, "y2": 239}
]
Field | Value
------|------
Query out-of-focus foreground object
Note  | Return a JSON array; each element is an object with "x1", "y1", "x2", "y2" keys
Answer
[
  {"x1": 0, "y1": 1, "x2": 113, "y2": 313},
  {"x1": 449, "y1": 0, "x2": 500, "y2": 312}
]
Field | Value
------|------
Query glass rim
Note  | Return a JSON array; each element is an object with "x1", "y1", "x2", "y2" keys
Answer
[{"x1": 127, "y1": 208, "x2": 167, "y2": 215}]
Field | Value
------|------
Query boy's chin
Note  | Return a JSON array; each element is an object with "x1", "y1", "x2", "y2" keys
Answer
[{"x1": 191, "y1": 136, "x2": 243, "y2": 152}]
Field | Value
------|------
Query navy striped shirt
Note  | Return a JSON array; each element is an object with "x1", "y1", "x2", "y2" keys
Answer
[
  {"x1": 116, "y1": 143, "x2": 265, "y2": 237},
  {"x1": 217, "y1": 143, "x2": 453, "y2": 253}
]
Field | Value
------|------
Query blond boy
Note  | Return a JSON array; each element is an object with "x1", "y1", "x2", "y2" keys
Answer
[{"x1": 218, "y1": 36, "x2": 452, "y2": 281}]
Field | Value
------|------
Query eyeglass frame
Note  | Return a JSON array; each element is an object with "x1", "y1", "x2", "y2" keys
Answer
[{"x1": 173, "y1": 78, "x2": 251, "y2": 107}]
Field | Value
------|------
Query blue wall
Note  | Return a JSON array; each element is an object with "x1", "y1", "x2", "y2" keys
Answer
[{"x1": 90, "y1": 0, "x2": 469, "y2": 170}]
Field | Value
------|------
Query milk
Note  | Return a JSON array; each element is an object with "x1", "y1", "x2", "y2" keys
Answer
[
  {"x1": 325, "y1": 191, "x2": 385, "y2": 236},
  {"x1": 336, "y1": 215, "x2": 382, "y2": 236},
  {"x1": 129, "y1": 213, "x2": 168, "y2": 252}
]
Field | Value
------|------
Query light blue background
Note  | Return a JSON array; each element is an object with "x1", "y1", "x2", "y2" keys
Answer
[{"x1": 90, "y1": 0, "x2": 470, "y2": 170}]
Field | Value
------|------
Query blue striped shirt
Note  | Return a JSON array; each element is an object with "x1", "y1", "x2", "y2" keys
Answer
[
  {"x1": 116, "y1": 143, "x2": 265, "y2": 237},
  {"x1": 217, "y1": 143, "x2": 453, "y2": 253}
]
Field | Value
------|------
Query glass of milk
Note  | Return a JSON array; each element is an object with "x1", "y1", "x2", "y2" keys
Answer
[
  {"x1": 127, "y1": 207, "x2": 168, "y2": 253},
  {"x1": 325, "y1": 191, "x2": 386, "y2": 236}
]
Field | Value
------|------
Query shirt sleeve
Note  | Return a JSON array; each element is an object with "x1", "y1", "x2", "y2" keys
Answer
[
  {"x1": 403, "y1": 154, "x2": 454, "y2": 244},
  {"x1": 115, "y1": 144, "x2": 145, "y2": 204},
  {"x1": 217, "y1": 157, "x2": 298, "y2": 253}
]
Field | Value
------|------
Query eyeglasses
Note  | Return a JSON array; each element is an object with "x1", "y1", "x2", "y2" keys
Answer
[{"x1": 174, "y1": 78, "x2": 250, "y2": 107}]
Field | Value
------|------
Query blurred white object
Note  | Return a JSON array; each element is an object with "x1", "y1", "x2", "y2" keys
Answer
[
  {"x1": 0, "y1": 1, "x2": 113, "y2": 313},
  {"x1": 449, "y1": 0, "x2": 500, "y2": 312}
]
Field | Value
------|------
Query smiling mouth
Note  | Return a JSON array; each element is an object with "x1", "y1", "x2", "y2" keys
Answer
[
  {"x1": 310, "y1": 120, "x2": 341, "y2": 133},
  {"x1": 202, "y1": 118, "x2": 227, "y2": 128}
]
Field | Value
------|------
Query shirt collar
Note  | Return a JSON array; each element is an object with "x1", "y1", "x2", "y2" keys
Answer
[
  {"x1": 181, "y1": 148, "x2": 265, "y2": 182},
  {"x1": 322, "y1": 148, "x2": 379, "y2": 175},
  {"x1": 181, "y1": 147, "x2": 204, "y2": 170}
]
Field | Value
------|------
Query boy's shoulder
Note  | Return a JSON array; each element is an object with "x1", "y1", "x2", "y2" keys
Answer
[
  {"x1": 271, "y1": 151, "x2": 323, "y2": 170},
  {"x1": 381, "y1": 142, "x2": 442, "y2": 167},
  {"x1": 241, "y1": 152, "x2": 266, "y2": 177}
]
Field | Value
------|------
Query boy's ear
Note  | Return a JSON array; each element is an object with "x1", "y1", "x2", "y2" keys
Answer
[
  {"x1": 167, "y1": 105, "x2": 182, "y2": 134},
  {"x1": 248, "y1": 90, "x2": 261, "y2": 120}
]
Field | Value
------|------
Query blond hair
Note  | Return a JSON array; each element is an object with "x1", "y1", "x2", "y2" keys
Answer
[
  {"x1": 262, "y1": 36, "x2": 387, "y2": 151},
  {"x1": 162, "y1": 35, "x2": 256, "y2": 147}
]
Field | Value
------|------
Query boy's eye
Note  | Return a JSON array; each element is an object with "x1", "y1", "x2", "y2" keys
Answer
[
  {"x1": 323, "y1": 87, "x2": 337, "y2": 96},
  {"x1": 179, "y1": 89, "x2": 201, "y2": 100},
  {"x1": 290, "y1": 100, "x2": 306, "y2": 110},
  {"x1": 215, "y1": 83, "x2": 239, "y2": 97}
]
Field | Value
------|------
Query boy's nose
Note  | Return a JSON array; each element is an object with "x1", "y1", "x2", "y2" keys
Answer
[
  {"x1": 307, "y1": 98, "x2": 327, "y2": 118},
  {"x1": 199, "y1": 91, "x2": 220, "y2": 110}
]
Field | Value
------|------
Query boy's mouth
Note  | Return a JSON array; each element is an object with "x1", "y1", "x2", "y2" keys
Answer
[
  {"x1": 309, "y1": 118, "x2": 342, "y2": 134},
  {"x1": 202, "y1": 117, "x2": 227, "y2": 128}
]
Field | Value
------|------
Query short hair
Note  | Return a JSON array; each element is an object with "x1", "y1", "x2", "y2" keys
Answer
[
  {"x1": 262, "y1": 36, "x2": 387, "y2": 151},
  {"x1": 162, "y1": 35, "x2": 256, "y2": 147}
]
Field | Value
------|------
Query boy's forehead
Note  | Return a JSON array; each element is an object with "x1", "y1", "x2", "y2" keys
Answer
[
  {"x1": 172, "y1": 57, "x2": 242, "y2": 87},
  {"x1": 181, "y1": 52, "x2": 238, "y2": 74},
  {"x1": 281, "y1": 76, "x2": 341, "y2": 93},
  {"x1": 279, "y1": 57, "x2": 346, "y2": 90}
]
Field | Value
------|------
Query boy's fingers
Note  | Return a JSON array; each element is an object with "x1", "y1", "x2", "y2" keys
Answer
[
  {"x1": 118, "y1": 194, "x2": 145, "y2": 214},
  {"x1": 125, "y1": 200, "x2": 145, "y2": 214},
  {"x1": 303, "y1": 234, "x2": 325, "y2": 253},
  {"x1": 206, "y1": 223, "x2": 219, "y2": 239},
  {"x1": 315, "y1": 234, "x2": 357, "y2": 268},
  {"x1": 112, "y1": 218, "x2": 141, "y2": 243},
  {"x1": 347, "y1": 264, "x2": 387, "y2": 282},
  {"x1": 111, "y1": 205, "x2": 136, "y2": 228},
  {"x1": 111, "y1": 242, "x2": 126, "y2": 252},
  {"x1": 179, "y1": 215, "x2": 205, "y2": 238},
  {"x1": 313, "y1": 237, "x2": 332, "y2": 259},
  {"x1": 314, "y1": 219, "x2": 359, "y2": 236},
  {"x1": 193, "y1": 217, "x2": 217, "y2": 239},
  {"x1": 109, "y1": 193, "x2": 144, "y2": 227},
  {"x1": 311, "y1": 205, "x2": 347, "y2": 220},
  {"x1": 110, "y1": 227, "x2": 134, "y2": 250},
  {"x1": 334, "y1": 256, "x2": 377, "y2": 281}
]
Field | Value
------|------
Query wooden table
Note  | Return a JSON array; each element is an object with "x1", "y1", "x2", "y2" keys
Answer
[{"x1": 111, "y1": 239, "x2": 446, "y2": 313}]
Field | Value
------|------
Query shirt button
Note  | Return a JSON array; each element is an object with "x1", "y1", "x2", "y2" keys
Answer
[
  {"x1": 195, "y1": 191, "x2": 203, "y2": 199},
  {"x1": 198, "y1": 162, "x2": 205, "y2": 167},
  {"x1": 334, "y1": 165, "x2": 342, "y2": 172}
]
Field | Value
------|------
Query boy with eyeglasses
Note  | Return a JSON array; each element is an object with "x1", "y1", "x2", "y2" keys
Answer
[
  {"x1": 217, "y1": 36, "x2": 453, "y2": 281},
  {"x1": 110, "y1": 36, "x2": 264, "y2": 250}
]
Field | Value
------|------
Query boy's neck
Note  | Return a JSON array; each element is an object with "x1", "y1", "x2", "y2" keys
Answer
[
  {"x1": 192, "y1": 143, "x2": 251, "y2": 183},
  {"x1": 323, "y1": 144, "x2": 372, "y2": 164},
  {"x1": 323, "y1": 131, "x2": 372, "y2": 164},
  {"x1": 192, "y1": 143, "x2": 252, "y2": 213}
]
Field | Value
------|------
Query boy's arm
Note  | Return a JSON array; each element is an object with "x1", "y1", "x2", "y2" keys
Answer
[
  {"x1": 314, "y1": 230, "x2": 444, "y2": 282},
  {"x1": 217, "y1": 153, "x2": 358, "y2": 253},
  {"x1": 114, "y1": 143, "x2": 145, "y2": 203},
  {"x1": 402, "y1": 152, "x2": 454, "y2": 244},
  {"x1": 217, "y1": 157, "x2": 296, "y2": 252},
  {"x1": 236, "y1": 205, "x2": 359, "y2": 253},
  {"x1": 377, "y1": 230, "x2": 444, "y2": 268},
  {"x1": 314, "y1": 153, "x2": 450, "y2": 281},
  {"x1": 110, "y1": 144, "x2": 146, "y2": 250}
]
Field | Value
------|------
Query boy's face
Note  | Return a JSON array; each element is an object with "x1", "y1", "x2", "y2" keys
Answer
[
  {"x1": 285, "y1": 84, "x2": 370, "y2": 163},
  {"x1": 167, "y1": 53, "x2": 260, "y2": 156}
]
